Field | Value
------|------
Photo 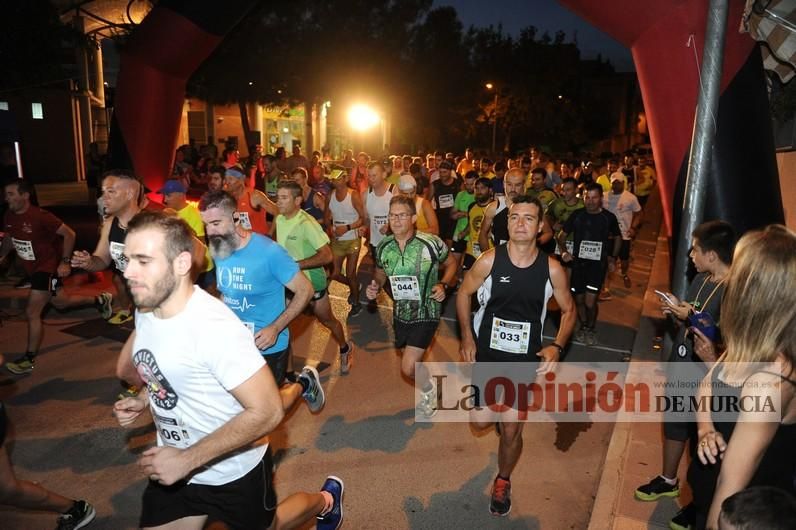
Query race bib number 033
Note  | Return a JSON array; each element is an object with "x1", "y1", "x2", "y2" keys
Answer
[
  {"x1": 389, "y1": 275, "x2": 421, "y2": 301},
  {"x1": 490, "y1": 317, "x2": 531, "y2": 354}
]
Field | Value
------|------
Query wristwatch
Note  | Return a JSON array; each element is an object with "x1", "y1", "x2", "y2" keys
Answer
[{"x1": 550, "y1": 342, "x2": 565, "y2": 356}]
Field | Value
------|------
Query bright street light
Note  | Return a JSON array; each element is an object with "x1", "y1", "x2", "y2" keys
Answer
[
  {"x1": 347, "y1": 104, "x2": 379, "y2": 131},
  {"x1": 485, "y1": 83, "x2": 498, "y2": 155},
  {"x1": 485, "y1": 82, "x2": 494, "y2": 90}
]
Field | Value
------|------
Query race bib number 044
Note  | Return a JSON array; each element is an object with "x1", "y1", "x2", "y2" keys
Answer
[
  {"x1": 490, "y1": 317, "x2": 531, "y2": 354},
  {"x1": 389, "y1": 275, "x2": 421, "y2": 301}
]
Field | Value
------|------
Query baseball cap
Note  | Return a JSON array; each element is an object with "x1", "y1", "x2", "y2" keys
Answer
[
  {"x1": 610, "y1": 172, "x2": 627, "y2": 184},
  {"x1": 328, "y1": 168, "x2": 346, "y2": 180},
  {"x1": 158, "y1": 180, "x2": 186, "y2": 194},
  {"x1": 398, "y1": 174, "x2": 417, "y2": 191},
  {"x1": 225, "y1": 167, "x2": 245, "y2": 179},
  {"x1": 439, "y1": 160, "x2": 454, "y2": 170}
]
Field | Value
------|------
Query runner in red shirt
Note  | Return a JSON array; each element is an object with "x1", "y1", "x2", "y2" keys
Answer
[{"x1": 1, "y1": 180, "x2": 113, "y2": 374}]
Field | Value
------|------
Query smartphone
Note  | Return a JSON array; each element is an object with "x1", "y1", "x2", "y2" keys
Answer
[{"x1": 654, "y1": 290, "x2": 676, "y2": 305}]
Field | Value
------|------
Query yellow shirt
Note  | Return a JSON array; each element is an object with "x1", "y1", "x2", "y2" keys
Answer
[{"x1": 178, "y1": 203, "x2": 214, "y2": 272}]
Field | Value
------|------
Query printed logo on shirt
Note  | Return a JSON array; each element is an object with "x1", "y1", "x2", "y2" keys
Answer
[
  {"x1": 223, "y1": 295, "x2": 256, "y2": 313},
  {"x1": 217, "y1": 265, "x2": 253, "y2": 292},
  {"x1": 500, "y1": 276, "x2": 511, "y2": 283},
  {"x1": 133, "y1": 348, "x2": 179, "y2": 410}
]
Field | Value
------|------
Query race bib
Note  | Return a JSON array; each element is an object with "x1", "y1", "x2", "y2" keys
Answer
[
  {"x1": 243, "y1": 321, "x2": 255, "y2": 335},
  {"x1": 555, "y1": 240, "x2": 575, "y2": 256},
  {"x1": 389, "y1": 275, "x2": 421, "y2": 301},
  {"x1": 374, "y1": 215, "x2": 388, "y2": 227},
  {"x1": 472, "y1": 243, "x2": 482, "y2": 258},
  {"x1": 578, "y1": 240, "x2": 603, "y2": 261},
  {"x1": 437, "y1": 194, "x2": 454, "y2": 209},
  {"x1": 490, "y1": 317, "x2": 531, "y2": 354},
  {"x1": 109, "y1": 241, "x2": 128, "y2": 271},
  {"x1": 153, "y1": 411, "x2": 193, "y2": 449},
  {"x1": 236, "y1": 211, "x2": 252, "y2": 230},
  {"x1": 11, "y1": 238, "x2": 35, "y2": 261}
]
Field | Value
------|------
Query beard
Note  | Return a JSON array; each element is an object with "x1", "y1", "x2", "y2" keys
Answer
[
  {"x1": 208, "y1": 231, "x2": 240, "y2": 260},
  {"x1": 129, "y1": 267, "x2": 177, "y2": 311}
]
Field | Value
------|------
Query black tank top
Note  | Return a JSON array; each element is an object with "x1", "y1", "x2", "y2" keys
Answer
[
  {"x1": 688, "y1": 369, "x2": 796, "y2": 528},
  {"x1": 108, "y1": 216, "x2": 129, "y2": 272},
  {"x1": 433, "y1": 178, "x2": 460, "y2": 233},
  {"x1": 473, "y1": 244, "x2": 553, "y2": 361},
  {"x1": 492, "y1": 198, "x2": 509, "y2": 245}
]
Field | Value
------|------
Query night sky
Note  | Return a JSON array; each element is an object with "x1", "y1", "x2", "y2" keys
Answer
[{"x1": 433, "y1": 0, "x2": 635, "y2": 72}]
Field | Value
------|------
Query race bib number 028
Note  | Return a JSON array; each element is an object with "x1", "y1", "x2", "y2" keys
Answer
[
  {"x1": 578, "y1": 240, "x2": 603, "y2": 261},
  {"x1": 389, "y1": 275, "x2": 421, "y2": 301},
  {"x1": 490, "y1": 317, "x2": 531, "y2": 354}
]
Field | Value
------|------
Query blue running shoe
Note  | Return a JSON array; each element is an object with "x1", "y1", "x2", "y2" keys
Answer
[{"x1": 316, "y1": 476, "x2": 344, "y2": 530}]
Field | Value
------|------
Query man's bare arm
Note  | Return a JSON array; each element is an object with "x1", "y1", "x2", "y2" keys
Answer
[
  {"x1": 297, "y1": 244, "x2": 332, "y2": 270},
  {"x1": 478, "y1": 202, "x2": 497, "y2": 252}
]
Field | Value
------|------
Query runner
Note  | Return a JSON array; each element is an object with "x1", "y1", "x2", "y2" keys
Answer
[
  {"x1": 325, "y1": 168, "x2": 366, "y2": 317},
  {"x1": 456, "y1": 195, "x2": 575, "y2": 517},
  {"x1": 549, "y1": 177, "x2": 585, "y2": 280},
  {"x1": 223, "y1": 165, "x2": 277, "y2": 236},
  {"x1": 365, "y1": 195, "x2": 457, "y2": 418},
  {"x1": 478, "y1": 168, "x2": 526, "y2": 250},
  {"x1": 71, "y1": 169, "x2": 142, "y2": 325},
  {"x1": 430, "y1": 160, "x2": 460, "y2": 247},
  {"x1": 198, "y1": 191, "x2": 325, "y2": 415},
  {"x1": 557, "y1": 183, "x2": 621, "y2": 345},
  {"x1": 0, "y1": 364, "x2": 96, "y2": 528},
  {"x1": 113, "y1": 211, "x2": 343, "y2": 530},
  {"x1": 460, "y1": 177, "x2": 494, "y2": 271},
  {"x1": 450, "y1": 171, "x2": 478, "y2": 276},
  {"x1": 1, "y1": 179, "x2": 113, "y2": 374},
  {"x1": 274, "y1": 180, "x2": 354, "y2": 375},
  {"x1": 397, "y1": 175, "x2": 439, "y2": 235}
]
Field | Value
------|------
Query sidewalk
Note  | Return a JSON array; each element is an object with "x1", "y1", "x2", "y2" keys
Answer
[{"x1": 588, "y1": 196, "x2": 691, "y2": 529}]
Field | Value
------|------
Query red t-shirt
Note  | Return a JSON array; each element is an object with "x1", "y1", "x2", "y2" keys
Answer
[{"x1": 3, "y1": 206, "x2": 64, "y2": 275}]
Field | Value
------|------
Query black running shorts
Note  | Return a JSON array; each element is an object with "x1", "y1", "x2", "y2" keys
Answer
[
  {"x1": 394, "y1": 320, "x2": 439, "y2": 350},
  {"x1": 139, "y1": 448, "x2": 276, "y2": 530}
]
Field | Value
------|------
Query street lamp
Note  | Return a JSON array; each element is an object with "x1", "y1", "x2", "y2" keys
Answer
[
  {"x1": 347, "y1": 103, "x2": 380, "y2": 152},
  {"x1": 485, "y1": 83, "x2": 498, "y2": 155}
]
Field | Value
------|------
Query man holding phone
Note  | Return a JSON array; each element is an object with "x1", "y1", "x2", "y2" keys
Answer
[{"x1": 635, "y1": 220, "x2": 735, "y2": 530}]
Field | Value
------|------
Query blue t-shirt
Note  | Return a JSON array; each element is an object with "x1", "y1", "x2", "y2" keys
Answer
[{"x1": 214, "y1": 233, "x2": 299, "y2": 355}]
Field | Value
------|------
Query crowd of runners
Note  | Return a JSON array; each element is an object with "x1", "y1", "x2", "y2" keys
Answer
[{"x1": 1, "y1": 144, "x2": 795, "y2": 530}]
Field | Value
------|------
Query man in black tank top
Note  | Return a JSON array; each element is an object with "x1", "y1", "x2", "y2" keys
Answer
[{"x1": 456, "y1": 195, "x2": 576, "y2": 517}]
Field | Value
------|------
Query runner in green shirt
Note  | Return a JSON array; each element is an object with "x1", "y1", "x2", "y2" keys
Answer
[
  {"x1": 274, "y1": 181, "x2": 354, "y2": 372},
  {"x1": 450, "y1": 171, "x2": 477, "y2": 279},
  {"x1": 366, "y1": 195, "x2": 457, "y2": 418},
  {"x1": 548, "y1": 177, "x2": 585, "y2": 262}
]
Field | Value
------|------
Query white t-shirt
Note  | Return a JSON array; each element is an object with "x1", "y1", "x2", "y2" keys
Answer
[
  {"x1": 364, "y1": 184, "x2": 394, "y2": 246},
  {"x1": 603, "y1": 190, "x2": 641, "y2": 240},
  {"x1": 133, "y1": 286, "x2": 268, "y2": 486}
]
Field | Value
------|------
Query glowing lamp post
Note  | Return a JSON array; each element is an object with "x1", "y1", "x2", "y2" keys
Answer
[
  {"x1": 486, "y1": 83, "x2": 498, "y2": 155},
  {"x1": 347, "y1": 104, "x2": 379, "y2": 152}
]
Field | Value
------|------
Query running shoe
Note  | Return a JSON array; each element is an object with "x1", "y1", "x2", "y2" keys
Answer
[
  {"x1": 634, "y1": 475, "x2": 680, "y2": 501},
  {"x1": 598, "y1": 289, "x2": 613, "y2": 301},
  {"x1": 340, "y1": 343, "x2": 353, "y2": 375},
  {"x1": 108, "y1": 309, "x2": 133, "y2": 325},
  {"x1": 585, "y1": 329, "x2": 598, "y2": 346},
  {"x1": 574, "y1": 328, "x2": 587, "y2": 343},
  {"x1": 489, "y1": 476, "x2": 512, "y2": 516},
  {"x1": 669, "y1": 502, "x2": 695, "y2": 530},
  {"x1": 14, "y1": 277, "x2": 31, "y2": 289},
  {"x1": 96, "y1": 292, "x2": 113, "y2": 320},
  {"x1": 349, "y1": 302, "x2": 363, "y2": 317},
  {"x1": 623, "y1": 275, "x2": 632, "y2": 288},
  {"x1": 6, "y1": 354, "x2": 35, "y2": 375},
  {"x1": 316, "y1": 476, "x2": 344, "y2": 530},
  {"x1": 299, "y1": 365, "x2": 326, "y2": 413},
  {"x1": 416, "y1": 382, "x2": 438, "y2": 419},
  {"x1": 56, "y1": 499, "x2": 96, "y2": 529}
]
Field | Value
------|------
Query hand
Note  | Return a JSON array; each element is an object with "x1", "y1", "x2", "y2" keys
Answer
[
  {"x1": 628, "y1": 226, "x2": 637, "y2": 239},
  {"x1": 357, "y1": 227, "x2": 367, "y2": 238},
  {"x1": 113, "y1": 396, "x2": 148, "y2": 426},
  {"x1": 254, "y1": 324, "x2": 279, "y2": 350},
  {"x1": 561, "y1": 252, "x2": 573, "y2": 263},
  {"x1": 56, "y1": 262, "x2": 71, "y2": 278},
  {"x1": 661, "y1": 296, "x2": 690, "y2": 320},
  {"x1": 690, "y1": 327, "x2": 718, "y2": 363},
  {"x1": 71, "y1": 250, "x2": 92, "y2": 269},
  {"x1": 460, "y1": 335, "x2": 477, "y2": 363},
  {"x1": 696, "y1": 430, "x2": 727, "y2": 465},
  {"x1": 334, "y1": 225, "x2": 348, "y2": 237},
  {"x1": 536, "y1": 345, "x2": 560, "y2": 374},
  {"x1": 365, "y1": 280, "x2": 380, "y2": 300},
  {"x1": 429, "y1": 283, "x2": 447, "y2": 302},
  {"x1": 379, "y1": 224, "x2": 388, "y2": 235},
  {"x1": 138, "y1": 446, "x2": 195, "y2": 486}
]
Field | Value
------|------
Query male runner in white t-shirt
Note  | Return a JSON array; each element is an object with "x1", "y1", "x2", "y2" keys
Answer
[{"x1": 112, "y1": 211, "x2": 344, "y2": 530}]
